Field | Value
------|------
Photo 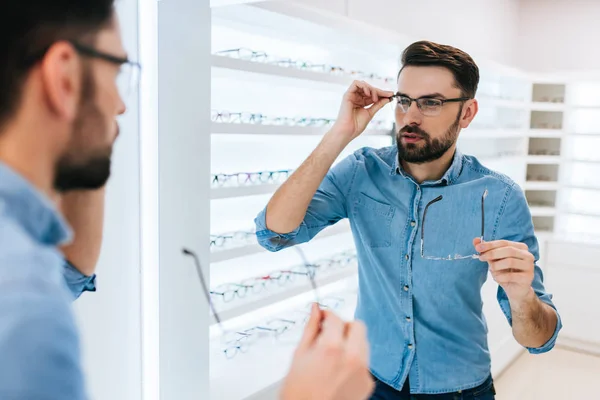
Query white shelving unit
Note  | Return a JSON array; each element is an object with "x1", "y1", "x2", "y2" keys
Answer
[{"x1": 525, "y1": 82, "x2": 567, "y2": 234}]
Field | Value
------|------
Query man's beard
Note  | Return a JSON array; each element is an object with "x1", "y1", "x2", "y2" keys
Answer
[
  {"x1": 53, "y1": 70, "x2": 112, "y2": 192},
  {"x1": 396, "y1": 112, "x2": 461, "y2": 164}
]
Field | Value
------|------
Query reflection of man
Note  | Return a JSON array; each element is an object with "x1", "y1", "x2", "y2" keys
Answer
[
  {"x1": 1, "y1": 2, "x2": 375, "y2": 399},
  {"x1": 256, "y1": 41, "x2": 562, "y2": 399}
]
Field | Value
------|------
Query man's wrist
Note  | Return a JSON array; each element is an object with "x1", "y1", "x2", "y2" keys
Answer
[
  {"x1": 322, "y1": 130, "x2": 351, "y2": 155},
  {"x1": 508, "y1": 287, "x2": 537, "y2": 312}
]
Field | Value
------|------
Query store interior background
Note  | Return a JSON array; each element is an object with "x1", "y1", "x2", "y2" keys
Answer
[{"x1": 71, "y1": 0, "x2": 600, "y2": 399}]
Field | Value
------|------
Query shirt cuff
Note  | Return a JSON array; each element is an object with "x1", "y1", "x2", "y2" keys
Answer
[
  {"x1": 63, "y1": 260, "x2": 97, "y2": 300},
  {"x1": 526, "y1": 305, "x2": 562, "y2": 354},
  {"x1": 254, "y1": 207, "x2": 301, "y2": 252}
]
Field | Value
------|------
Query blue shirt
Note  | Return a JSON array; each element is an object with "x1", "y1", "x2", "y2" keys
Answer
[
  {"x1": 0, "y1": 162, "x2": 96, "y2": 399},
  {"x1": 255, "y1": 146, "x2": 562, "y2": 394}
]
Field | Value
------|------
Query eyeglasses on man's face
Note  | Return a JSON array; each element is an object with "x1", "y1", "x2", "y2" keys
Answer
[
  {"x1": 25, "y1": 41, "x2": 141, "y2": 102},
  {"x1": 392, "y1": 93, "x2": 471, "y2": 117}
]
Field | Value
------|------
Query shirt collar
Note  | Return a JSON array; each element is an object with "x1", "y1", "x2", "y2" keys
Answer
[
  {"x1": 391, "y1": 147, "x2": 465, "y2": 186},
  {"x1": 0, "y1": 162, "x2": 72, "y2": 246}
]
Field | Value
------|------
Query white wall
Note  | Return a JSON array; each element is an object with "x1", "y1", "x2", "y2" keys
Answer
[
  {"x1": 157, "y1": 0, "x2": 211, "y2": 398},
  {"x1": 73, "y1": 1, "x2": 142, "y2": 399},
  {"x1": 288, "y1": 0, "x2": 521, "y2": 66},
  {"x1": 517, "y1": 0, "x2": 600, "y2": 73}
]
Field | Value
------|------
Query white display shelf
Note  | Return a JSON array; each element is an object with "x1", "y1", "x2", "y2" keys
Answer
[
  {"x1": 530, "y1": 206, "x2": 557, "y2": 217},
  {"x1": 211, "y1": 122, "x2": 392, "y2": 136},
  {"x1": 568, "y1": 132, "x2": 600, "y2": 137},
  {"x1": 565, "y1": 158, "x2": 600, "y2": 164},
  {"x1": 210, "y1": 222, "x2": 352, "y2": 263},
  {"x1": 210, "y1": 283, "x2": 359, "y2": 400},
  {"x1": 460, "y1": 129, "x2": 525, "y2": 139},
  {"x1": 211, "y1": 183, "x2": 281, "y2": 200},
  {"x1": 528, "y1": 129, "x2": 565, "y2": 138},
  {"x1": 213, "y1": 266, "x2": 358, "y2": 323},
  {"x1": 524, "y1": 181, "x2": 560, "y2": 191},
  {"x1": 526, "y1": 155, "x2": 562, "y2": 164}
]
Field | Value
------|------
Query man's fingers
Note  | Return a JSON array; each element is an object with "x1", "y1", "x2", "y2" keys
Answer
[
  {"x1": 476, "y1": 239, "x2": 528, "y2": 253},
  {"x1": 488, "y1": 256, "x2": 531, "y2": 273},
  {"x1": 297, "y1": 303, "x2": 323, "y2": 351},
  {"x1": 316, "y1": 310, "x2": 346, "y2": 350},
  {"x1": 479, "y1": 247, "x2": 530, "y2": 262},
  {"x1": 347, "y1": 81, "x2": 393, "y2": 101},
  {"x1": 367, "y1": 97, "x2": 392, "y2": 116}
]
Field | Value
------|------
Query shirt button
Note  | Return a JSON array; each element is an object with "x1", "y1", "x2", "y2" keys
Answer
[
  {"x1": 404, "y1": 285, "x2": 409, "y2": 291},
  {"x1": 408, "y1": 344, "x2": 414, "y2": 349},
  {"x1": 405, "y1": 254, "x2": 409, "y2": 260},
  {"x1": 410, "y1": 221, "x2": 416, "y2": 227},
  {"x1": 406, "y1": 317, "x2": 411, "y2": 322}
]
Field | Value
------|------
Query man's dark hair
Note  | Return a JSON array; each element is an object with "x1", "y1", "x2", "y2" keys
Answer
[
  {"x1": 399, "y1": 40, "x2": 480, "y2": 99},
  {"x1": 0, "y1": 1, "x2": 115, "y2": 127}
]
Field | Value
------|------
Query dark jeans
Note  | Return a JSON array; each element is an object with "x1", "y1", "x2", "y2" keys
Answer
[{"x1": 369, "y1": 374, "x2": 496, "y2": 400}]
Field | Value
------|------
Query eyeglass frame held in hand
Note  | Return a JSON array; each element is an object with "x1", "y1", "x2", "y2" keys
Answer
[{"x1": 420, "y1": 189, "x2": 488, "y2": 261}]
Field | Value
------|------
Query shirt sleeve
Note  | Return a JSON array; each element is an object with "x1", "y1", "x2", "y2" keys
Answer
[
  {"x1": 63, "y1": 259, "x2": 96, "y2": 300},
  {"x1": 494, "y1": 184, "x2": 563, "y2": 354},
  {"x1": 255, "y1": 153, "x2": 358, "y2": 252},
  {"x1": 0, "y1": 284, "x2": 87, "y2": 400}
]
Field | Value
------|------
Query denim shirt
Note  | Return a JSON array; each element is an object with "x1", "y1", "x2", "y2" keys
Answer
[
  {"x1": 0, "y1": 162, "x2": 96, "y2": 399},
  {"x1": 255, "y1": 146, "x2": 562, "y2": 394}
]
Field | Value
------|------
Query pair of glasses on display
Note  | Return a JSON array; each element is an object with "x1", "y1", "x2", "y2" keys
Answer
[
  {"x1": 211, "y1": 110, "x2": 335, "y2": 127},
  {"x1": 420, "y1": 189, "x2": 488, "y2": 261},
  {"x1": 210, "y1": 250, "x2": 356, "y2": 303},
  {"x1": 211, "y1": 110, "x2": 391, "y2": 130},
  {"x1": 211, "y1": 170, "x2": 293, "y2": 188},
  {"x1": 210, "y1": 230, "x2": 255, "y2": 249},
  {"x1": 214, "y1": 47, "x2": 395, "y2": 83},
  {"x1": 389, "y1": 93, "x2": 473, "y2": 117},
  {"x1": 211, "y1": 169, "x2": 294, "y2": 187}
]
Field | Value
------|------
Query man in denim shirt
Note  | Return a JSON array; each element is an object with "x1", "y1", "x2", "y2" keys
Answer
[
  {"x1": 256, "y1": 41, "x2": 562, "y2": 399},
  {"x1": 0, "y1": 1, "x2": 128, "y2": 398}
]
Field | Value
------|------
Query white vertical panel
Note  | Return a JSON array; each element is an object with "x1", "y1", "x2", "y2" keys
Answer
[{"x1": 157, "y1": 0, "x2": 211, "y2": 398}]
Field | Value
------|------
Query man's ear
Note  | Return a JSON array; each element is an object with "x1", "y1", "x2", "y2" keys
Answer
[
  {"x1": 460, "y1": 99, "x2": 479, "y2": 129},
  {"x1": 39, "y1": 41, "x2": 82, "y2": 121}
]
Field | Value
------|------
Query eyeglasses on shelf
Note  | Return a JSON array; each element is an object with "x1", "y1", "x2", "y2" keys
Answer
[
  {"x1": 210, "y1": 230, "x2": 256, "y2": 250},
  {"x1": 211, "y1": 169, "x2": 294, "y2": 188},
  {"x1": 209, "y1": 249, "x2": 356, "y2": 303},
  {"x1": 211, "y1": 109, "x2": 392, "y2": 131},
  {"x1": 213, "y1": 47, "x2": 395, "y2": 83}
]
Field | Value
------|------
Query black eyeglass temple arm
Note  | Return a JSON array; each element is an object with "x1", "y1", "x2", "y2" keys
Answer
[
  {"x1": 182, "y1": 248, "x2": 221, "y2": 325},
  {"x1": 421, "y1": 195, "x2": 443, "y2": 242}
]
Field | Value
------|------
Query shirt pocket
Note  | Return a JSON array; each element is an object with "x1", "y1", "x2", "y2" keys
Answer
[{"x1": 352, "y1": 193, "x2": 395, "y2": 248}]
